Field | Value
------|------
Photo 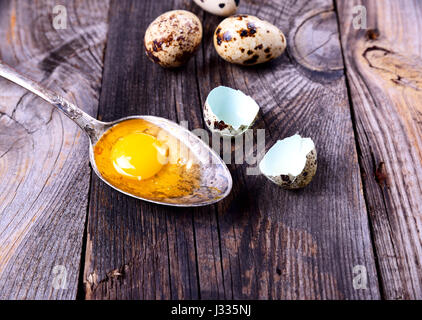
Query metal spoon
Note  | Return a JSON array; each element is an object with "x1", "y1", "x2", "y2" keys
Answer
[{"x1": 0, "y1": 61, "x2": 232, "y2": 207}]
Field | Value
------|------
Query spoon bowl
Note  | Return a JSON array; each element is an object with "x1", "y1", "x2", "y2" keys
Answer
[{"x1": 0, "y1": 61, "x2": 232, "y2": 207}]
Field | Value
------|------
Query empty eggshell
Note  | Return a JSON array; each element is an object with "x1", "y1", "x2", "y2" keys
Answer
[
  {"x1": 193, "y1": 0, "x2": 239, "y2": 17},
  {"x1": 144, "y1": 10, "x2": 203, "y2": 68},
  {"x1": 204, "y1": 86, "x2": 260, "y2": 137},
  {"x1": 259, "y1": 134, "x2": 317, "y2": 189},
  {"x1": 214, "y1": 14, "x2": 286, "y2": 66}
]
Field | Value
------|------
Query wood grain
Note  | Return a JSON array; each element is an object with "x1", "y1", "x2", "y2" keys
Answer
[
  {"x1": 0, "y1": 0, "x2": 109, "y2": 299},
  {"x1": 336, "y1": 0, "x2": 422, "y2": 299},
  {"x1": 84, "y1": 0, "x2": 380, "y2": 299}
]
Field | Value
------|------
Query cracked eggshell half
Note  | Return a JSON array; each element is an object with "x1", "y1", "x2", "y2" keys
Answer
[
  {"x1": 259, "y1": 134, "x2": 317, "y2": 189},
  {"x1": 144, "y1": 10, "x2": 202, "y2": 68},
  {"x1": 204, "y1": 86, "x2": 260, "y2": 137},
  {"x1": 193, "y1": 0, "x2": 239, "y2": 17},
  {"x1": 214, "y1": 14, "x2": 286, "y2": 66}
]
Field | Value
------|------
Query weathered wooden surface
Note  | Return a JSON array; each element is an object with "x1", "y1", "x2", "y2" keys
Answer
[
  {"x1": 0, "y1": 0, "x2": 109, "y2": 299},
  {"x1": 1, "y1": 0, "x2": 421, "y2": 301},
  {"x1": 336, "y1": 0, "x2": 422, "y2": 299},
  {"x1": 83, "y1": 0, "x2": 380, "y2": 299}
]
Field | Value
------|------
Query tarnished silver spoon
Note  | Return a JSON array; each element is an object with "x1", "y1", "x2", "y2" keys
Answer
[{"x1": 0, "y1": 61, "x2": 232, "y2": 207}]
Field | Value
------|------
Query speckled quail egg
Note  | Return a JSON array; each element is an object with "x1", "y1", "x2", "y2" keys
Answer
[
  {"x1": 193, "y1": 0, "x2": 239, "y2": 17},
  {"x1": 259, "y1": 134, "x2": 317, "y2": 189},
  {"x1": 214, "y1": 14, "x2": 286, "y2": 66},
  {"x1": 204, "y1": 86, "x2": 260, "y2": 137},
  {"x1": 144, "y1": 10, "x2": 203, "y2": 68}
]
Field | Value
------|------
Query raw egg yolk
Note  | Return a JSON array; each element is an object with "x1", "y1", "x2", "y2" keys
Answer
[{"x1": 111, "y1": 132, "x2": 168, "y2": 180}]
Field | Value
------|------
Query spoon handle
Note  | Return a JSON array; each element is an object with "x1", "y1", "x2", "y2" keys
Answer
[{"x1": 0, "y1": 60, "x2": 103, "y2": 140}]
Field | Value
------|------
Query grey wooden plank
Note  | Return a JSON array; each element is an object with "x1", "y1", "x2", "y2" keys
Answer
[
  {"x1": 336, "y1": 0, "x2": 422, "y2": 299},
  {"x1": 193, "y1": 0, "x2": 381, "y2": 300},
  {"x1": 0, "y1": 0, "x2": 109, "y2": 299}
]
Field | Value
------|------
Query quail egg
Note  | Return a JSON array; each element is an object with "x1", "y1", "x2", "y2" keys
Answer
[
  {"x1": 144, "y1": 10, "x2": 203, "y2": 68},
  {"x1": 214, "y1": 14, "x2": 286, "y2": 66},
  {"x1": 203, "y1": 86, "x2": 260, "y2": 137},
  {"x1": 259, "y1": 134, "x2": 317, "y2": 189},
  {"x1": 193, "y1": 0, "x2": 239, "y2": 17}
]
